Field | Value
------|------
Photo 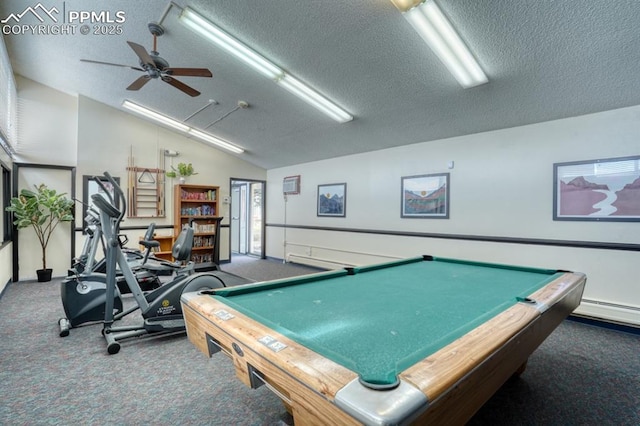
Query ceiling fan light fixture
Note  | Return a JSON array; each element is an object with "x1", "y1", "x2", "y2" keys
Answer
[
  {"x1": 122, "y1": 100, "x2": 189, "y2": 132},
  {"x1": 278, "y1": 74, "x2": 353, "y2": 123},
  {"x1": 179, "y1": 7, "x2": 283, "y2": 80},
  {"x1": 188, "y1": 128, "x2": 245, "y2": 154},
  {"x1": 391, "y1": 0, "x2": 488, "y2": 88}
]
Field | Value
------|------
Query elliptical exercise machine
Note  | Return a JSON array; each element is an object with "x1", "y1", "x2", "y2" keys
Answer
[
  {"x1": 58, "y1": 217, "x2": 196, "y2": 337},
  {"x1": 68, "y1": 203, "x2": 162, "y2": 294},
  {"x1": 93, "y1": 172, "x2": 246, "y2": 354}
]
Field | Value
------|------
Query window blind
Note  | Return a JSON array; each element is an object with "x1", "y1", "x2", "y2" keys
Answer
[{"x1": 0, "y1": 35, "x2": 17, "y2": 154}]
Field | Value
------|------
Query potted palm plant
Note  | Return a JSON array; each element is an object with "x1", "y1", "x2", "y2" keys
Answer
[
  {"x1": 166, "y1": 162, "x2": 198, "y2": 184},
  {"x1": 5, "y1": 184, "x2": 74, "y2": 282}
]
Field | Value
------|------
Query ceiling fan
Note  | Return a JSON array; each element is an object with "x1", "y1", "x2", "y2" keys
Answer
[{"x1": 81, "y1": 23, "x2": 212, "y2": 97}]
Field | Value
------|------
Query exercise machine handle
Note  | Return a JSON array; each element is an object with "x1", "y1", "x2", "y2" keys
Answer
[
  {"x1": 97, "y1": 171, "x2": 127, "y2": 223},
  {"x1": 92, "y1": 176, "x2": 115, "y2": 206}
]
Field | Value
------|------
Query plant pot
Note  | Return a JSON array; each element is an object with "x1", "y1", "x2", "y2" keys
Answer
[{"x1": 36, "y1": 268, "x2": 53, "y2": 282}]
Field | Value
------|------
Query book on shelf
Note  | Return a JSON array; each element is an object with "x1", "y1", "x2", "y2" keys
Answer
[
  {"x1": 180, "y1": 189, "x2": 217, "y2": 200},
  {"x1": 190, "y1": 221, "x2": 217, "y2": 233},
  {"x1": 190, "y1": 253, "x2": 213, "y2": 263},
  {"x1": 193, "y1": 236, "x2": 214, "y2": 248},
  {"x1": 180, "y1": 205, "x2": 215, "y2": 216}
]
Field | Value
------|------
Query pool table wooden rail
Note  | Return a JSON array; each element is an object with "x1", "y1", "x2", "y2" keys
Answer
[
  {"x1": 182, "y1": 291, "x2": 361, "y2": 425},
  {"x1": 405, "y1": 271, "x2": 586, "y2": 424},
  {"x1": 181, "y1": 270, "x2": 586, "y2": 425}
]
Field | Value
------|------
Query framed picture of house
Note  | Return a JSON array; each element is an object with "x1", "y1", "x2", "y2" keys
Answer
[
  {"x1": 317, "y1": 183, "x2": 346, "y2": 217},
  {"x1": 553, "y1": 155, "x2": 640, "y2": 221},
  {"x1": 401, "y1": 173, "x2": 449, "y2": 219}
]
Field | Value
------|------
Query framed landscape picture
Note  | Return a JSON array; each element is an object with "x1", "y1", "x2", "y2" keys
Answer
[
  {"x1": 317, "y1": 183, "x2": 346, "y2": 217},
  {"x1": 553, "y1": 155, "x2": 640, "y2": 221},
  {"x1": 401, "y1": 173, "x2": 449, "y2": 218}
]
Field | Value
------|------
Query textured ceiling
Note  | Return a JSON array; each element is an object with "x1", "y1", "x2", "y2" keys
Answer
[{"x1": 2, "y1": 0, "x2": 640, "y2": 169}]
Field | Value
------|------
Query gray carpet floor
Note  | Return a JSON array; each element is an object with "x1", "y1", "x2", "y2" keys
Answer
[{"x1": 0, "y1": 255, "x2": 638, "y2": 425}]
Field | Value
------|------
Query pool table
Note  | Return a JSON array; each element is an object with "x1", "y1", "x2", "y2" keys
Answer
[{"x1": 181, "y1": 255, "x2": 586, "y2": 425}]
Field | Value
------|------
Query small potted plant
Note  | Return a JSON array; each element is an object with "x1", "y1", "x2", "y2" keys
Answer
[
  {"x1": 5, "y1": 184, "x2": 75, "y2": 282},
  {"x1": 166, "y1": 162, "x2": 198, "y2": 184}
]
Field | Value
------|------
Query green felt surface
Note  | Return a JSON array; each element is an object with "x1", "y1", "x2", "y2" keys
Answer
[{"x1": 213, "y1": 257, "x2": 563, "y2": 385}]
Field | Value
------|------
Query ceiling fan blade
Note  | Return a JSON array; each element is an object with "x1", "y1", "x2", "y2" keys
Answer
[
  {"x1": 80, "y1": 59, "x2": 144, "y2": 72},
  {"x1": 127, "y1": 41, "x2": 155, "y2": 68},
  {"x1": 164, "y1": 68, "x2": 213, "y2": 77},
  {"x1": 161, "y1": 76, "x2": 201, "y2": 97},
  {"x1": 127, "y1": 75, "x2": 151, "y2": 91}
]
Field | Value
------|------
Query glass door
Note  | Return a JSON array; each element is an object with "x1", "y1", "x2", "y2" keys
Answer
[
  {"x1": 230, "y1": 179, "x2": 265, "y2": 258},
  {"x1": 248, "y1": 182, "x2": 263, "y2": 256}
]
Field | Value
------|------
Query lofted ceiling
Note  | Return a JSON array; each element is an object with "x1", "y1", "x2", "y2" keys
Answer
[{"x1": 2, "y1": 0, "x2": 640, "y2": 169}]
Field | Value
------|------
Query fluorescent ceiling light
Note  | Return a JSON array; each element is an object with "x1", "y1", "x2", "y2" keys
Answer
[
  {"x1": 122, "y1": 100, "x2": 244, "y2": 154},
  {"x1": 278, "y1": 74, "x2": 353, "y2": 123},
  {"x1": 178, "y1": 7, "x2": 353, "y2": 123},
  {"x1": 179, "y1": 7, "x2": 283, "y2": 80},
  {"x1": 122, "y1": 100, "x2": 190, "y2": 132},
  {"x1": 188, "y1": 128, "x2": 245, "y2": 154},
  {"x1": 391, "y1": 0, "x2": 488, "y2": 88}
]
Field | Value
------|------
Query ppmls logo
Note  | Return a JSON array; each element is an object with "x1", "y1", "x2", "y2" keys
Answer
[
  {"x1": 2, "y1": 2, "x2": 126, "y2": 35},
  {"x1": 1, "y1": 3, "x2": 58, "y2": 24}
]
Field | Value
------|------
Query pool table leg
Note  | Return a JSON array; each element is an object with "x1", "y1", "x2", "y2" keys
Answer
[{"x1": 514, "y1": 360, "x2": 528, "y2": 376}]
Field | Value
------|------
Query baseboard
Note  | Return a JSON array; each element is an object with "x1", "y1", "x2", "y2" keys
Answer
[
  {"x1": 16, "y1": 275, "x2": 65, "y2": 284},
  {"x1": 286, "y1": 253, "x2": 355, "y2": 269},
  {"x1": 568, "y1": 314, "x2": 640, "y2": 335},
  {"x1": 574, "y1": 299, "x2": 640, "y2": 328}
]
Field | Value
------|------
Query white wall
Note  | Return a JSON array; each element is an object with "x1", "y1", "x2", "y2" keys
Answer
[
  {"x1": 15, "y1": 76, "x2": 77, "y2": 165},
  {"x1": 0, "y1": 240, "x2": 11, "y2": 292},
  {"x1": 266, "y1": 105, "x2": 640, "y2": 326},
  {"x1": 76, "y1": 95, "x2": 266, "y2": 262},
  {"x1": 5, "y1": 77, "x2": 266, "y2": 282},
  {"x1": 0, "y1": 149, "x2": 12, "y2": 293}
]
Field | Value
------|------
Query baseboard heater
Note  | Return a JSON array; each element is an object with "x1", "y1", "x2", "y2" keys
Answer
[
  {"x1": 286, "y1": 253, "x2": 356, "y2": 270},
  {"x1": 574, "y1": 299, "x2": 640, "y2": 328}
]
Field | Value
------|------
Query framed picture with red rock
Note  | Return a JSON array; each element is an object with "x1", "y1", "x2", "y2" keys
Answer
[
  {"x1": 401, "y1": 173, "x2": 449, "y2": 219},
  {"x1": 553, "y1": 155, "x2": 640, "y2": 221}
]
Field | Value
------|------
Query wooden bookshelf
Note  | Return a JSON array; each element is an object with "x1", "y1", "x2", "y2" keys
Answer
[{"x1": 173, "y1": 184, "x2": 221, "y2": 266}]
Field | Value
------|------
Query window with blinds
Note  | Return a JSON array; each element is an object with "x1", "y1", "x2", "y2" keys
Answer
[{"x1": 0, "y1": 35, "x2": 17, "y2": 151}]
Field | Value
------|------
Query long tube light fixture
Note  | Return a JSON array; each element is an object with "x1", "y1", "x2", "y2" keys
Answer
[
  {"x1": 187, "y1": 128, "x2": 244, "y2": 153},
  {"x1": 122, "y1": 100, "x2": 245, "y2": 154},
  {"x1": 390, "y1": 0, "x2": 488, "y2": 88},
  {"x1": 122, "y1": 100, "x2": 190, "y2": 132},
  {"x1": 178, "y1": 7, "x2": 281, "y2": 80},
  {"x1": 278, "y1": 74, "x2": 353, "y2": 123},
  {"x1": 178, "y1": 7, "x2": 353, "y2": 123}
]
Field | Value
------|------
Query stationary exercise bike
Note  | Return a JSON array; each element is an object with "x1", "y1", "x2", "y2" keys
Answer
[{"x1": 93, "y1": 172, "x2": 248, "y2": 354}]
